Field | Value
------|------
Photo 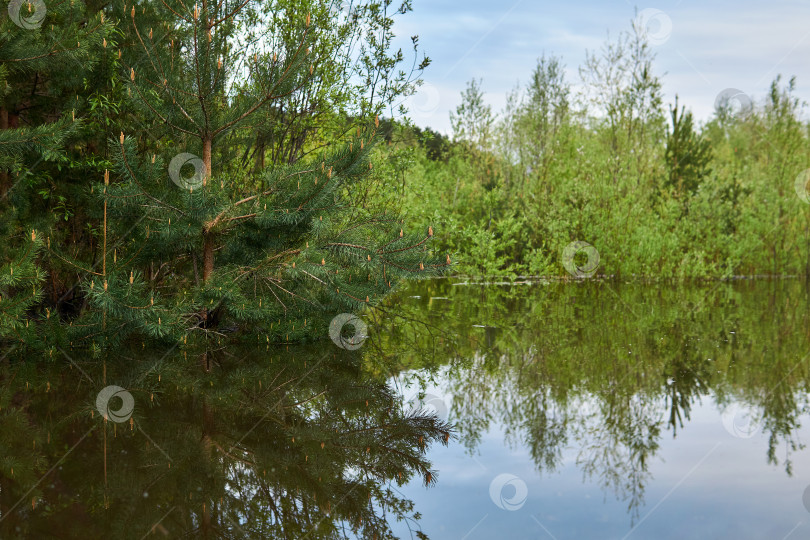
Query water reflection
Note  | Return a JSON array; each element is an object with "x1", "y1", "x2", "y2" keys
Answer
[
  {"x1": 3, "y1": 278, "x2": 810, "y2": 537},
  {"x1": 380, "y1": 279, "x2": 810, "y2": 527},
  {"x1": 0, "y1": 346, "x2": 451, "y2": 538}
]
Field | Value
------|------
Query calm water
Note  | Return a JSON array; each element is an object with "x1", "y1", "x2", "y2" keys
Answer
[{"x1": 2, "y1": 278, "x2": 810, "y2": 538}]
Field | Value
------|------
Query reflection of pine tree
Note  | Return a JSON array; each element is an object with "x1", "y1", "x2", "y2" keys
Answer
[
  {"x1": 0, "y1": 361, "x2": 49, "y2": 515},
  {"x1": 0, "y1": 347, "x2": 452, "y2": 538},
  {"x1": 64, "y1": 1, "x2": 448, "y2": 350}
]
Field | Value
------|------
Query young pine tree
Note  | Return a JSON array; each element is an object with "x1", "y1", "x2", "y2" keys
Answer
[
  {"x1": 664, "y1": 96, "x2": 712, "y2": 198},
  {"x1": 65, "y1": 1, "x2": 448, "y2": 351}
]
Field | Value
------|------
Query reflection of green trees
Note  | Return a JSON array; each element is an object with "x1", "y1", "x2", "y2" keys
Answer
[
  {"x1": 4, "y1": 278, "x2": 810, "y2": 532},
  {"x1": 0, "y1": 347, "x2": 451, "y2": 538},
  {"x1": 378, "y1": 278, "x2": 810, "y2": 520}
]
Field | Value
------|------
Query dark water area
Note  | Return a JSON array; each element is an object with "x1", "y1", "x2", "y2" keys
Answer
[{"x1": 2, "y1": 277, "x2": 810, "y2": 538}]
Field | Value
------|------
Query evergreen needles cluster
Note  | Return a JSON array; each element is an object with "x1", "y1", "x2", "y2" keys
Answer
[{"x1": 0, "y1": 1, "x2": 446, "y2": 354}]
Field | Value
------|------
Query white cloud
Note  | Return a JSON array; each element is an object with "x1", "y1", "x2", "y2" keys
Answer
[{"x1": 392, "y1": 0, "x2": 810, "y2": 132}]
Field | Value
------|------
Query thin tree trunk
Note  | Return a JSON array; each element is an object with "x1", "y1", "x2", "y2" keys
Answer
[
  {"x1": 254, "y1": 136, "x2": 265, "y2": 173},
  {"x1": 200, "y1": 134, "x2": 215, "y2": 325},
  {"x1": 201, "y1": 133, "x2": 214, "y2": 281},
  {"x1": 202, "y1": 233, "x2": 214, "y2": 282},
  {"x1": 201, "y1": 398, "x2": 214, "y2": 538},
  {"x1": 202, "y1": 135, "x2": 212, "y2": 186}
]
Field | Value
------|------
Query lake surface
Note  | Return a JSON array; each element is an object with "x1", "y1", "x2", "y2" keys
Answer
[{"x1": 2, "y1": 278, "x2": 810, "y2": 538}]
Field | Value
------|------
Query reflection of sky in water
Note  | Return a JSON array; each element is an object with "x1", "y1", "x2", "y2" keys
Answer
[{"x1": 393, "y1": 377, "x2": 810, "y2": 539}]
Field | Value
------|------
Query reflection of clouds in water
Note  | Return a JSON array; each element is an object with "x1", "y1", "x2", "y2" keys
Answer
[
  {"x1": 398, "y1": 373, "x2": 810, "y2": 536},
  {"x1": 404, "y1": 314, "x2": 807, "y2": 525},
  {"x1": 383, "y1": 279, "x2": 810, "y2": 535}
]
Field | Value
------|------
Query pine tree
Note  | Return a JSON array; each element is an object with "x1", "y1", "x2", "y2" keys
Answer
[
  {"x1": 450, "y1": 78, "x2": 498, "y2": 190},
  {"x1": 664, "y1": 96, "x2": 713, "y2": 197},
  {"x1": 58, "y1": 1, "x2": 448, "y2": 351},
  {"x1": 0, "y1": 0, "x2": 112, "y2": 346}
]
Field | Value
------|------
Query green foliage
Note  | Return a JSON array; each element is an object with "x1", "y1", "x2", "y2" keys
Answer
[
  {"x1": 372, "y1": 23, "x2": 810, "y2": 279},
  {"x1": 449, "y1": 78, "x2": 498, "y2": 190},
  {"x1": 0, "y1": 231, "x2": 45, "y2": 342},
  {"x1": 0, "y1": 0, "x2": 116, "y2": 348},
  {"x1": 0, "y1": 0, "x2": 445, "y2": 353},
  {"x1": 226, "y1": 0, "x2": 431, "y2": 167},
  {"x1": 664, "y1": 96, "x2": 712, "y2": 197}
]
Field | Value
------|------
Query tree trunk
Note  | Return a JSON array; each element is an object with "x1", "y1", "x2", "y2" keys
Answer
[
  {"x1": 202, "y1": 136, "x2": 212, "y2": 186},
  {"x1": 202, "y1": 233, "x2": 214, "y2": 282},
  {"x1": 201, "y1": 134, "x2": 214, "y2": 325},
  {"x1": 254, "y1": 137, "x2": 265, "y2": 173}
]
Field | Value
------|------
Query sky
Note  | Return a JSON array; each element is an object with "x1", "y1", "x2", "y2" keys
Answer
[{"x1": 393, "y1": 0, "x2": 810, "y2": 135}]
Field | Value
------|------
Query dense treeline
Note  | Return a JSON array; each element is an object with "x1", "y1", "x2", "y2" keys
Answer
[
  {"x1": 373, "y1": 24, "x2": 810, "y2": 278},
  {"x1": 0, "y1": 0, "x2": 447, "y2": 353}
]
